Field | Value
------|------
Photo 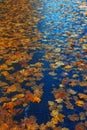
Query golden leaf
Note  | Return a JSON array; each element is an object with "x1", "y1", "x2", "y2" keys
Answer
[
  {"x1": 33, "y1": 96, "x2": 41, "y2": 103},
  {"x1": 13, "y1": 94, "x2": 24, "y2": 99},
  {"x1": 51, "y1": 113, "x2": 65, "y2": 124},
  {"x1": 1, "y1": 71, "x2": 9, "y2": 77},
  {"x1": 6, "y1": 85, "x2": 17, "y2": 94},
  {"x1": 0, "y1": 64, "x2": 8, "y2": 70},
  {"x1": 75, "y1": 100, "x2": 84, "y2": 107}
]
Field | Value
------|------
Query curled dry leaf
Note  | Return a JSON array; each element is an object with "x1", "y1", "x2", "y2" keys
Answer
[{"x1": 68, "y1": 114, "x2": 79, "y2": 121}]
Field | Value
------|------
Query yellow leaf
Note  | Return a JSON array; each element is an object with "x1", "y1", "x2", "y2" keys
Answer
[{"x1": 65, "y1": 65, "x2": 72, "y2": 69}]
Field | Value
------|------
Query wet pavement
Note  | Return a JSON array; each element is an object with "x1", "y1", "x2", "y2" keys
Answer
[{"x1": 0, "y1": 0, "x2": 87, "y2": 130}]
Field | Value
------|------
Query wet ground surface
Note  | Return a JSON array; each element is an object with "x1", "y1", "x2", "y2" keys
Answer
[{"x1": 0, "y1": 0, "x2": 87, "y2": 130}]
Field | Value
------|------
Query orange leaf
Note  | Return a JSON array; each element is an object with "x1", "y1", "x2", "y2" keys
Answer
[
  {"x1": 0, "y1": 123, "x2": 9, "y2": 130},
  {"x1": 55, "y1": 92, "x2": 66, "y2": 99},
  {"x1": 78, "y1": 93, "x2": 87, "y2": 99}
]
